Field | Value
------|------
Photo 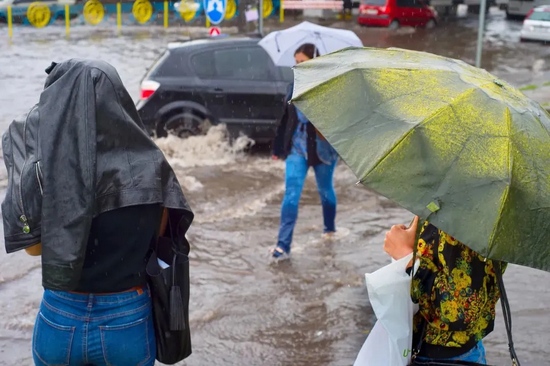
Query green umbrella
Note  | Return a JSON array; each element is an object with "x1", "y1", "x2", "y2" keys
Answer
[{"x1": 292, "y1": 47, "x2": 550, "y2": 272}]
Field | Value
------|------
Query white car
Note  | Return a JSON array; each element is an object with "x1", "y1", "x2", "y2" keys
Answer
[{"x1": 521, "y1": 5, "x2": 550, "y2": 42}]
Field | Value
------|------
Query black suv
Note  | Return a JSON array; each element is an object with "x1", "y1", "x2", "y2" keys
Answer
[{"x1": 136, "y1": 36, "x2": 293, "y2": 142}]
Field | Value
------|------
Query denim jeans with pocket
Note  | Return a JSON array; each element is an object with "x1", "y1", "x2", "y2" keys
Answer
[
  {"x1": 32, "y1": 287, "x2": 155, "y2": 366},
  {"x1": 277, "y1": 153, "x2": 337, "y2": 253}
]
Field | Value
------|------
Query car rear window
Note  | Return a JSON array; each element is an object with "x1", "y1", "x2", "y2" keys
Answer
[
  {"x1": 147, "y1": 50, "x2": 191, "y2": 78},
  {"x1": 144, "y1": 50, "x2": 170, "y2": 78},
  {"x1": 361, "y1": 0, "x2": 387, "y2": 5},
  {"x1": 190, "y1": 51, "x2": 216, "y2": 78},
  {"x1": 529, "y1": 10, "x2": 550, "y2": 21},
  {"x1": 214, "y1": 47, "x2": 274, "y2": 81},
  {"x1": 396, "y1": 0, "x2": 424, "y2": 7},
  {"x1": 191, "y1": 46, "x2": 277, "y2": 81}
]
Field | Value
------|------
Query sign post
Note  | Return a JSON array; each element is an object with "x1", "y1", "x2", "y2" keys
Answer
[
  {"x1": 475, "y1": 0, "x2": 487, "y2": 68},
  {"x1": 259, "y1": 0, "x2": 263, "y2": 35},
  {"x1": 204, "y1": 0, "x2": 226, "y2": 25}
]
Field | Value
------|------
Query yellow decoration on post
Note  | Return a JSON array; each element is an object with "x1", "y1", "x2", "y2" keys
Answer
[
  {"x1": 132, "y1": 0, "x2": 153, "y2": 24},
  {"x1": 27, "y1": 2, "x2": 51, "y2": 28},
  {"x1": 279, "y1": 0, "x2": 283, "y2": 22},
  {"x1": 83, "y1": 0, "x2": 105, "y2": 25},
  {"x1": 224, "y1": 0, "x2": 236, "y2": 19},
  {"x1": 178, "y1": 0, "x2": 198, "y2": 22},
  {"x1": 263, "y1": 0, "x2": 273, "y2": 18}
]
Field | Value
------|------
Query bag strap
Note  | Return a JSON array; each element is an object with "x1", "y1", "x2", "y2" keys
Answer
[
  {"x1": 411, "y1": 259, "x2": 520, "y2": 366},
  {"x1": 495, "y1": 261, "x2": 520, "y2": 366}
]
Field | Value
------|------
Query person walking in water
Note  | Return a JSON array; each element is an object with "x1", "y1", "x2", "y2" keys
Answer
[{"x1": 271, "y1": 43, "x2": 339, "y2": 260}]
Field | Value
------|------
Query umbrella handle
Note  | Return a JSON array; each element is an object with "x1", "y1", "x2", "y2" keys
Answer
[{"x1": 274, "y1": 33, "x2": 280, "y2": 53}]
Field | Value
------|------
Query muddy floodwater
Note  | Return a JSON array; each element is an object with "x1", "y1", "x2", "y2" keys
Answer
[{"x1": 1, "y1": 11, "x2": 550, "y2": 365}]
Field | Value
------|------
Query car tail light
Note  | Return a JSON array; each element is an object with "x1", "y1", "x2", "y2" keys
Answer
[
  {"x1": 380, "y1": 5, "x2": 390, "y2": 14},
  {"x1": 140, "y1": 80, "x2": 160, "y2": 100}
]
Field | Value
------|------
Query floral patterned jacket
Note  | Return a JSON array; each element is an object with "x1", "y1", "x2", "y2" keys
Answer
[{"x1": 411, "y1": 223, "x2": 506, "y2": 356}]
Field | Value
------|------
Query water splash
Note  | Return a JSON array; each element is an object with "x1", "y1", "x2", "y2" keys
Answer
[{"x1": 155, "y1": 125, "x2": 254, "y2": 169}]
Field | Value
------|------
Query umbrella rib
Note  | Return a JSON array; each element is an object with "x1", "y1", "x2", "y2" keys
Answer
[
  {"x1": 319, "y1": 33, "x2": 361, "y2": 48},
  {"x1": 359, "y1": 88, "x2": 478, "y2": 184},
  {"x1": 372, "y1": 88, "x2": 442, "y2": 112},
  {"x1": 486, "y1": 107, "x2": 513, "y2": 259},
  {"x1": 293, "y1": 67, "x2": 357, "y2": 101}
]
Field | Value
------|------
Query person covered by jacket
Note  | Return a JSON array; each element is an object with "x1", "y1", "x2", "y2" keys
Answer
[
  {"x1": 2, "y1": 59, "x2": 193, "y2": 366},
  {"x1": 270, "y1": 43, "x2": 339, "y2": 260},
  {"x1": 384, "y1": 216, "x2": 505, "y2": 364}
]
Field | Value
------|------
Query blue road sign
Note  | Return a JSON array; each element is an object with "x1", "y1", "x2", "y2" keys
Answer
[{"x1": 204, "y1": 0, "x2": 226, "y2": 24}]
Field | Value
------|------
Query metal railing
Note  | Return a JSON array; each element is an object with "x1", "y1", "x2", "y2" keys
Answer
[{"x1": 2, "y1": 0, "x2": 346, "y2": 37}]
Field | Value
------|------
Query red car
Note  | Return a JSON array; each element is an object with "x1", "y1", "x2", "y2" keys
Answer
[{"x1": 358, "y1": 0, "x2": 437, "y2": 29}]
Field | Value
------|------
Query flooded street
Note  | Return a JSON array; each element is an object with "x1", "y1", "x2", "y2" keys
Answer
[{"x1": 1, "y1": 11, "x2": 550, "y2": 366}]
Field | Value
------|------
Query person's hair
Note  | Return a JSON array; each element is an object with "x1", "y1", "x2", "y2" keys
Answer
[{"x1": 294, "y1": 43, "x2": 320, "y2": 60}]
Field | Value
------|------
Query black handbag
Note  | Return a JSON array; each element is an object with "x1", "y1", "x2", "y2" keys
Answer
[
  {"x1": 409, "y1": 262, "x2": 520, "y2": 366},
  {"x1": 146, "y1": 216, "x2": 192, "y2": 365}
]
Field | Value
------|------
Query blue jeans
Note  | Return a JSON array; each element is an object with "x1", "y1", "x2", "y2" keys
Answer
[
  {"x1": 33, "y1": 287, "x2": 156, "y2": 366},
  {"x1": 417, "y1": 341, "x2": 487, "y2": 364},
  {"x1": 277, "y1": 153, "x2": 337, "y2": 253}
]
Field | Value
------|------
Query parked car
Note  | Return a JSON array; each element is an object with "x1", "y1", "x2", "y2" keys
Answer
[
  {"x1": 520, "y1": 5, "x2": 550, "y2": 42},
  {"x1": 136, "y1": 36, "x2": 293, "y2": 142},
  {"x1": 506, "y1": 0, "x2": 550, "y2": 19},
  {"x1": 358, "y1": 0, "x2": 437, "y2": 29}
]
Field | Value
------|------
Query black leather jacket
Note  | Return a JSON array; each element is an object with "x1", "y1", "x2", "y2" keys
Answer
[{"x1": 2, "y1": 59, "x2": 193, "y2": 291}]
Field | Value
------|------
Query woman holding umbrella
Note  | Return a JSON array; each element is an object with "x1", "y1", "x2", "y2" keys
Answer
[
  {"x1": 289, "y1": 47, "x2": 537, "y2": 365},
  {"x1": 384, "y1": 217, "x2": 504, "y2": 364},
  {"x1": 270, "y1": 44, "x2": 339, "y2": 259}
]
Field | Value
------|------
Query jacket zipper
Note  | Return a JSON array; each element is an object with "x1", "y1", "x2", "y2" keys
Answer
[
  {"x1": 35, "y1": 162, "x2": 43, "y2": 196},
  {"x1": 17, "y1": 107, "x2": 36, "y2": 235}
]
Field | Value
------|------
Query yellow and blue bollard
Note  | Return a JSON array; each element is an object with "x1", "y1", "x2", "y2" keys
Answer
[
  {"x1": 7, "y1": 5, "x2": 13, "y2": 38},
  {"x1": 164, "y1": 1, "x2": 169, "y2": 28},
  {"x1": 117, "y1": 2, "x2": 122, "y2": 31},
  {"x1": 65, "y1": 4, "x2": 70, "y2": 37}
]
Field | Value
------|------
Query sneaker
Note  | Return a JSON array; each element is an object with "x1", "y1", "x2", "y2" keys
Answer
[
  {"x1": 269, "y1": 246, "x2": 290, "y2": 262},
  {"x1": 322, "y1": 231, "x2": 337, "y2": 241}
]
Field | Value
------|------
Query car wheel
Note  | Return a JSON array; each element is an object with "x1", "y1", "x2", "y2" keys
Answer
[
  {"x1": 389, "y1": 20, "x2": 399, "y2": 30},
  {"x1": 425, "y1": 19, "x2": 436, "y2": 29},
  {"x1": 157, "y1": 112, "x2": 209, "y2": 139}
]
